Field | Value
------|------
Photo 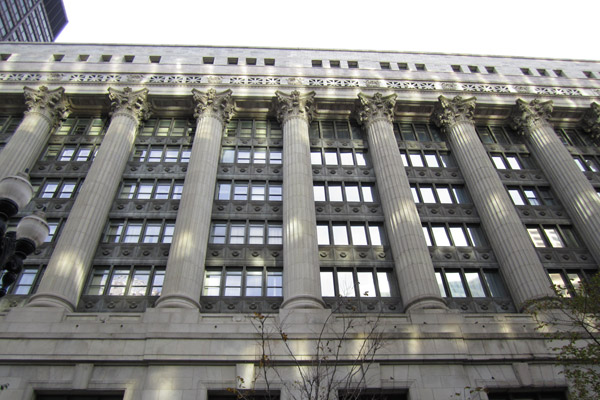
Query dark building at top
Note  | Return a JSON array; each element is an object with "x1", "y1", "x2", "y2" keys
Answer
[{"x1": 0, "y1": 0, "x2": 67, "y2": 42}]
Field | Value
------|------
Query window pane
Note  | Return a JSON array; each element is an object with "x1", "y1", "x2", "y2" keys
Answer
[
  {"x1": 224, "y1": 270, "x2": 242, "y2": 296},
  {"x1": 436, "y1": 187, "x2": 452, "y2": 204},
  {"x1": 453, "y1": 187, "x2": 470, "y2": 204},
  {"x1": 523, "y1": 189, "x2": 540, "y2": 206},
  {"x1": 313, "y1": 184, "x2": 326, "y2": 202},
  {"x1": 355, "y1": 152, "x2": 366, "y2": 166},
  {"x1": 435, "y1": 272, "x2": 447, "y2": 297},
  {"x1": 345, "y1": 185, "x2": 360, "y2": 202},
  {"x1": 328, "y1": 185, "x2": 343, "y2": 201},
  {"x1": 507, "y1": 156, "x2": 521, "y2": 169},
  {"x1": 544, "y1": 228, "x2": 564, "y2": 248},
  {"x1": 217, "y1": 183, "x2": 231, "y2": 200},
  {"x1": 509, "y1": 189, "x2": 525, "y2": 205},
  {"x1": 251, "y1": 185, "x2": 265, "y2": 201},
  {"x1": 409, "y1": 153, "x2": 424, "y2": 167},
  {"x1": 324, "y1": 152, "x2": 338, "y2": 165},
  {"x1": 465, "y1": 272, "x2": 486, "y2": 297},
  {"x1": 368, "y1": 226, "x2": 382, "y2": 246},
  {"x1": 484, "y1": 271, "x2": 508, "y2": 297},
  {"x1": 267, "y1": 271, "x2": 283, "y2": 296},
  {"x1": 424, "y1": 153, "x2": 439, "y2": 167},
  {"x1": 422, "y1": 226, "x2": 432, "y2": 246},
  {"x1": 248, "y1": 224, "x2": 264, "y2": 244},
  {"x1": 203, "y1": 270, "x2": 221, "y2": 296},
  {"x1": 492, "y1": 156, "x2": 506, "y2": 169},
  {"x1": 229, "y1": 224, "x2": 246, "y2": 244},
  {"x1": 420, "y1": 187, "x2": 435, "y2": 203},
  {"x1": 432, "y1": 226, "x2": 450, "y2": 246},
  {"x1": 549, "y1": 273, "x2": 568, "y2": 296},
  {"x1": 450, "y1": 226, "x2": 468, "y2": 246},
  {"x1": 332, "y1": 225, "x2": 349, "y2": 245},
  {"x1": 320, "y1": 271, "x2": 335, "y2": 296},
  {"x1": 411, "y1": 187, "x2": 420, "y2": 203},
  {"x1": 233, "y1": 184, "x2": 248, "y2": 200},
  {"x1": 357, "y1": 271, "x2": 376, "y2": 297},
  {"x1": 337, "y1": 271, "x2": 356, "y2": 297},
  {"x1": 445, "y1": 272, "x2": 466, "y2": 297},
  {"x1": 123, "y1": 224, "x2": 142, "y2": 243},
  {"x1": 362, "y1": 186, "x2": 374, "y2": 202},
  {"x1": 245, "y1": 270, "x2": 262, "y2": 296},
  {"x1": 254, "y1": 149, "x2": 267, "y2": 164},
  {"x1": 317, "y1": 224, "x2": 330, "y2": 245},
  {"x1": 377, "y1": 272, "x2": 392, "y2": 297},
  {"x1": 467, "y1": 226, "x2": 487, "y2": 247},
  {"x1": 350, "y1": 225, "x2": 368, "y2": 245},
  {"x1": 528, "y1": 228, "x2": 545, "y2": 247},
  {"x1": 222, "y1": 149, "x2": 235, "y2": 163},
  {"x1": 311, "y1": 151, "x2": 322, "y2": 165},
  {"x1": 340, "y1": 152, "x2": 353, "y2": 165}
]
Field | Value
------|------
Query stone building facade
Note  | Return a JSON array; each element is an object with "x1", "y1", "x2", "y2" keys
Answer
[{"x1": 0, "y1": 42, "x2": 599, "y2": 399}]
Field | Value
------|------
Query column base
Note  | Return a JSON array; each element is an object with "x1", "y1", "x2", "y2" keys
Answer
[
  {"x1": 26, "y1": 293, "x2": 75, "y2": 312},
  {"x1": 280, "y1": 294, "x2": 326, "y2": 310},
  {"x1": 404, "y1": 296, "x2": 448, "y2": 312},
  {"x1": 154, "y1": 294, "x2": 201, "y2": 310}
]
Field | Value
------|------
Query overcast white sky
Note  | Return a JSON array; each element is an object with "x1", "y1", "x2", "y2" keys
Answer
[{"x1": 56, "y1": 0, "x2": 600, "y2": 61}]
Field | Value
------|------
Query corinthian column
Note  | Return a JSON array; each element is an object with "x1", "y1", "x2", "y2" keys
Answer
[
  {"x1": 28, "y1": 87, "x2": 151, "y2": 310},
  {"x1": 357, "y1": 92, "x2": 445, "y2": 311},
  {"x1": 0, "y1": 86, "x2": 69, "y2": 180},
  {"x1": 156, "y1": 89, "x2": 235, "y2": 309},
  {"x1": 434, "y1": 96, "x2": 552, "y2": 308},
  {"x1": 276, "y1": 90, "x2": 324, "y2": 309},
  {"x1": 511, "y1": 99, "x2": 600, "y2": 265}
]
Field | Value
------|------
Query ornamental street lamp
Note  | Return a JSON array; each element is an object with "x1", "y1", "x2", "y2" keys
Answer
[{"x1": 0, "y1": 171, "x2": 49, "y2": 297}]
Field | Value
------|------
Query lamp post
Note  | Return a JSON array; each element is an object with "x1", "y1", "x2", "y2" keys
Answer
[{"x1": 0, "y1": 171, "x2": 49, "y2": 297}]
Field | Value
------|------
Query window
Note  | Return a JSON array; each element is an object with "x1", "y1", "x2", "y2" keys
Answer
[
  {"x1": 527, "y1": 225, "x2": 580, "y2": 248},
  {"x1": 422, "y1": 224, "x2": 488, "y2": 247},
  {"x1": 312, "y1": 60, "x2": 323, "y2": 67},
  {"x1": 53, "y1": 54, "x2": 64, "y2": 61},
  {"x1": 313, "y1": 182, "x2": 375, "y2": 203},
  {"x1": 119, "y1": 180, "x2": 183, "y2": 200},
  {"x1": 216, "y1": 181, "x2": 282, "y2": 202},
  {"x1": 225, "y1": 119, "x2": 282, "y2": 138},
  {"x1": 399, "y1": 150, "x2": 455, "y2": 168},
  {"x1": 507, "y1": 186, "x2": 555, "y2": 206},
  {"x1": 5, "y1": 265, "x2": 44, "y2": 295},
  {"x1": 42, "y1": 144, "x2": 97, "y2": 162},
  {"x1": 415, "y1": 63, "x2": 426, "y2": 71},
  {"x1": 553, "y1": 69, "x2": 564, "y2": 77},
  {"x1": 209, "y1": 221, "x2": 283, "y2": 245},
  {"x1": 264, "y1": 58, "x2": 275, "y2": 66},
  {"x1": 310, "y1": 149, "x2": 367, "y2": 166},
  {"x1": 44, "y1": 220, "x2": 62, "y2": 243},
  {"x1": 397, "y1": 62, "x2": 408, "y2": 70},
  {"x1": 133, "y1": 145, "x2": 191, "y2": 163},
  {"x1": 203, "y1": 56, "x2": 214, "y2": 64},
  {"x1": 475, "y1": 125, "x2": 520, "y2": 145},
  {"x1": 221, "y1": 147, "x2": 282, "y2": 165},
  {"x1": 38, "y1": 179, "x2": 80, "y2": 199},
  {"x1": 329, "y1": 60, "x2": 340, "y2": 68},
  {"x1": 320, "y1": 268, "x2": 395, "y2": 297},
  {"x1": 583, "y1": 71, "x2": 596, "y2": 78},
  {"x1": 537, "y1": 68, "x2": 548, "y2": 76},
  {"x1": 348, "y1": 61, "x2": 358, "y2": 68},
  {"x1": 410, "y1": 184, "x2": 470, "y2": 204},
  {"x1": 140, "y1": 118, "x2": 195, "y2": 137},
  {"x1": 554, "y1": 127, "x2": 594, "y2": 147},
  {"x1": 56, "y1": 118, "x2": 107, "y2": 136},
  {"x1": 203, "y1": 268, "x2": 282, "y2": 297},
  {"x1": 149, "y1": 55, "x2": 161, "y2": 63},
  {"x1": 380, "y1": 62, "x2": 390, "y2": 70},
  {"x1": 490, "y1": 152, "x2": 536, "y2": 170},
  {"x1": 309, "y1": 120, "x2": 363, "y2": 140},
  {"x1": 100, "y1": 54, "x2": 112, "y2": 62},
  {"x1": 393, "y1": 123, "x2": 444, "y2": 142},
  {"x1": 487, "y1": 389, "x2": 567, "y2": 400},
  {"x1": 85, "y1": 266, "x2": 164, "y2": 296},
  {"x1": 245, "y1": 58, "x2": 257, "y2": 65},
  {"x1": 78, "y1": 54, "x2": 89, "y2": 62},
  {"x1": 547, "y1": 269, "x2": 594, "y2": 297},
  {"x1": 573, "y1": 155, "x2": 600, "y2": 172},
  {"x1": 485, "y1": 66, "x2": 496, "y2": 74},
  {"x1": 520, "y1": 68, "x2": 532, "y2": 75},
  {"x1": 0, "y1": 53, "x2": 11, "y2": 61},
  {"x1": 435, "y1": 268, "x2": 508, "y2": 298},
  {"x1": 0, "y1": 115, "x2": 21, "y2": 135},
  {"x1": 103, "y1": 220, "x2": 175, "y2": 244},
  {"x1": 227, "y1": 57, "x2": 238, "y2": 65},
  {"x1": 451, "y1": 65, "x2": 462, "y2": 72},
  {"x1": 468, "y1": 65, "x2": 479, "y2": 73},
  {"x1": 123, "y1": 55, "x2": 135, "y2": 62},
  {"x1": 317, "y1": 223, "x2": 384, "y2": 246}
]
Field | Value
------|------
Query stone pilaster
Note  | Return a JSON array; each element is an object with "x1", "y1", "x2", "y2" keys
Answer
[
  {"x1": 511, "y1": 98, "x2": 600, "y2": 266},
  {"x1": 358, "y1": 92, "x2": 446, "y2": 311},
  {"x1": 0, "y1": 86, "x2": 69, "y2": 180},
  {"x1": 582, "y1": 102, "x2": 600, "y2": 142},
  {"x1": 276, "y1": 90, "x2": 325, "y2": 309},
  {"x1": 156, "y1": 88, "x2": 235, "y2": 309},
  {"x1": 28, "y1": 87, "x2": 151, "y2": 310},
  {"x1": 434, "y1": 96, "x2": 552, "y2": 308}
]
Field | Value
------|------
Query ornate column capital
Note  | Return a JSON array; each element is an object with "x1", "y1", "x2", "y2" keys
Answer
[
  {"x1": 275, "y1": 90, "x2": 316, "y2": 124},
  {"x1": 23, "y1": 85, "x2": 70, "y2": 128},
  {"x1": 582, "y1": 102, "x2": 600, "y2": 141},
  {"x1": 356, "y1": 92, "x2": 396, "y2": 126},
  {"x1": 432, "y1": 95, "x2": 476, "y2": 130},
  {"x1": 191, "y1": 88, "x2": 235, "y2": 124},
  {"x1": 510, "y1": 98, "x2": 553, "y2": 135},
  {"x1": 108, "y1": 87, "x2": 152, "y2": 122}
]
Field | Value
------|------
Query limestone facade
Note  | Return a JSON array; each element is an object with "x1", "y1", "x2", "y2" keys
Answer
[{"x1": 0, "y1": 43, "x2": 599, "y2": 400}]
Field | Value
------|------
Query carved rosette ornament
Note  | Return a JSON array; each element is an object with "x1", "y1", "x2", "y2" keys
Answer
[
  {"x1": 582, "y1": 102, "x2": 600, "y2": 141},
  {"x1": 108, "y1": 87, "x2": 152, "y2": 122},
  {"x1": 191, "y1": 88, "x2": 235, "y2": 124},
  {"x1": 509, "y1": 98, "x2": 553, "y2": 135},
  {"x1": 432, "y1": 95, "x2": 476, "y2": 130},
  {"x1": 275, "y1": 90, "x2": 316, "y2": 124},
  {"x1": 23, "y1": 85, "x2": 70, "y2": 128},
  {"x1": 356, "y1": 92, "x2": 396, "y2": 126}
]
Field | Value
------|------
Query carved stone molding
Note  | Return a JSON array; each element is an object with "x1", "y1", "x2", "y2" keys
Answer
[
  {"x1": 191, "y1": 88, "x2": 235, "y2": 124},
  {"x1": 582, "y1": 102, "x2": 600, "y2": 141},
  {"x1": 432, "y1": 95, "x2": 476, "y2": 130},
  {"x1": 108, "y1": 87, "x2": 152, "y2": 122},
  {"x1": 274, "y1": 90, "x2": 316, "y2": 124},
  {"x1": 510, "y1": 98, "x2": 553, "y2": 135},
  {"x1": 23, "y1": 85, "x2": 70, "y2": 128},
  {"x1": 356, "y1": 92, "x2": 397, "y2": 126}
]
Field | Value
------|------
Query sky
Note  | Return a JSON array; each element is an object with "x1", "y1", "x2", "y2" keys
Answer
[{"x1": 56, "y1": 0, "x2": 600, "y2": 61}]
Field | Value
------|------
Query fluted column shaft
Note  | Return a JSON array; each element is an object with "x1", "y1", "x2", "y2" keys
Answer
[
  {"x1": 358, "y1": 92, "x2": 445, "y2": 311},
  {"x1": 28, "y1": 88, "x2": 150, "y2": 310},
  {"x1": 0, "y1": 86, "x2": 69, "y2": 180},
  {"x1": 277, "y1": 90, "x2": 324, "y2": 309},
  {"x1": 156, "y1": 88, "x2": 234, "y2": 309}
]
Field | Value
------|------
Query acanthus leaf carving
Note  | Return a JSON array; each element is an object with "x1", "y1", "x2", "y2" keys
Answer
[
  {"x1": 108, "y1": 87, "x2": 152, "y2": 122},
  {"x1": 356, "y1": 92, "x2": 397, "y2": 126},
  {"x1": 582, "y1": 102, "x2": 600, "y2": 141},
  {"x1": 274, "y1": 90, "x2": 316, "y2": 124},
  {"x1": 191, "y1": 88, "x2": 235, "y2": 124},
  {"x1": 432, "y1": 95, "x2": 476, "y2": 130},
  {"x1": 509, "y1": 98, "x2": 553, "y2": 135},
  {"x1": 23, "y1": 85, "x2": 70, "y2": 128}
]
